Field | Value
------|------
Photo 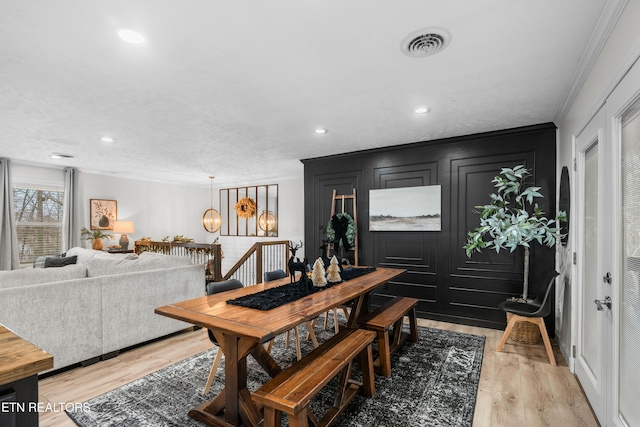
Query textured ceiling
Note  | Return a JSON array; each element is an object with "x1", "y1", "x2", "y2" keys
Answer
[{"x1": 0, "y1": 1, "x2": 608, "y2": 186}]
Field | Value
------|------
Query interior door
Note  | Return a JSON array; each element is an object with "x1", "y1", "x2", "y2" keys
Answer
[
  {"x1": 606, "y1": 57, "x2": 640, "y2": 427},
  {"x1": 574, "y1": 107, "x2": 610, "y2": 423}
]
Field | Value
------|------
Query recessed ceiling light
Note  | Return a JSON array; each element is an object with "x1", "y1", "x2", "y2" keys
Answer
[
  {"x1": 314, "y1": 128, "x2": 328, "y2": 134},
  {"x1": 117, "y1": 29, "x2": 146, "y2": 44},
  {"x1": 414, "y1": 106, "x2": 430, "y2": 114},
  {"x1": 100, "y1": 136, "x2": 116, "y2": 143},
  {"x1": 50, "y1": 153, "x2": 74, "y2": 159}
]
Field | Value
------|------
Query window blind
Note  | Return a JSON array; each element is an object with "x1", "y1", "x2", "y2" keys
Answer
[
  {"x1": 620, "y1": 99, "x2": 640, "y2": 426},
  {"x1": 13, "y1": 187, "x2": 64, "y2": 265}
]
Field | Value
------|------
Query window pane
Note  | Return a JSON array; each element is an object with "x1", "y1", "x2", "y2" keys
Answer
[{"x1": 13, "y1": 187, "x2": 64, "y2": 264}]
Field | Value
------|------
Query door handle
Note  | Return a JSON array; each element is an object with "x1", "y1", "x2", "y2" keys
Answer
[{"x1": 594, "y1": 296, "x2": 612, "y2": 311}]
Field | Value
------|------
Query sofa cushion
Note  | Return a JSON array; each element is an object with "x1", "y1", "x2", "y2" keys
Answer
[
  {"x1": 0, "y1": 264, "x2": 88, "y2": 290},
  {"x1": 66, "y1": 247, "x2": 103, "y2": 265},
  {"x1": 85, "y1": 252, "x2": 192, "y2": 277},
  {"x1": 45, "y1": 255, "x2": 78, "y2": 268}
]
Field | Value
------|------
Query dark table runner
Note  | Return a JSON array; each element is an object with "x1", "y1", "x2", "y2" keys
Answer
[{"x1": 226, "y1": 267, "x2": 377, "y2": 310}]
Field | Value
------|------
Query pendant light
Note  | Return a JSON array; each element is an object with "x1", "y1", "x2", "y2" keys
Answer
[
  {"x1": 202, "y1": 176, "x2": 221, "y2": 233},
  {"x1": 258, "y1": 210, "x2": 276, "y2": 234}
]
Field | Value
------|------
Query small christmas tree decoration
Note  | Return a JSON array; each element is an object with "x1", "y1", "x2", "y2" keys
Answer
[
  {"x1": 311, "y1": 258, "x2": 327, "y2": 287},
  {"x1": 326, "y1": 255, "x2": 342, "y2": 283}
]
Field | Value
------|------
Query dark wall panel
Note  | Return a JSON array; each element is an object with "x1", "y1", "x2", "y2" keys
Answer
[{"x1": 302, "y1": 123, "x2": 557, "y2": 331}]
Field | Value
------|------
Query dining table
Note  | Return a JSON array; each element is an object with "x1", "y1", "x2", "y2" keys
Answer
[{"x1": 155, "y1": 266, "x2": 405, "y2": 427}]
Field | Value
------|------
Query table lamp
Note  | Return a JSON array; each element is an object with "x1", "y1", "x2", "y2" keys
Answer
[{"x1": 113, "y1": 220, "x2": 135, "y2": 250}]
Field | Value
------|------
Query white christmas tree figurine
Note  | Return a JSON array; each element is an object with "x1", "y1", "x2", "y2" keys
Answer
[
  {"x1": 326, "y1": 255, "x2": 342, "y2": 283},
  {"x1": 311, "y1": 258, "x2": 327, "y2": 287}
]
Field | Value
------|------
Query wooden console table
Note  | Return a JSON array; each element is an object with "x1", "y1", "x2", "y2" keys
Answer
[{"x1": 0, "y1": 324, "x2": 53, "y2": 427}]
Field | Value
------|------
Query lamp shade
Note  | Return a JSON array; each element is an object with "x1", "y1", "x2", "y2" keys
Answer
[{"x1": 113, "y1": 220, "x2": 134, "y2": 234}]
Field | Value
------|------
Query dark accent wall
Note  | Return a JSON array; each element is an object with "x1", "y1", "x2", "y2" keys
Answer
[{"x1": 302, "y1": 123, "x2": 557, "y2": 331}]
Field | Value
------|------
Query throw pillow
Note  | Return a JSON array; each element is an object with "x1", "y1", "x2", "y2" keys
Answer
[
  {"x1": 44, "y1": 255, "x2": 78, "y2": 268},
  {"x1": 33, "y1": 255, "x2": 49, "y2": 268}
]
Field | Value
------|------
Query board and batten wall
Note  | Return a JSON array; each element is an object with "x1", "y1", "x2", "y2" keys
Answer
[{"x1": 303, "y1": 123, "x2": 557, "y2": 331}]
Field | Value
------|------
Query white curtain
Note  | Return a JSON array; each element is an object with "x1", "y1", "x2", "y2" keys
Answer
[
  {"x1": 0, "y1": 158, "x2": 19, "y2": 270},
  {"x1": 61, "y1": 167, "x2": 81, "y2": 252}
]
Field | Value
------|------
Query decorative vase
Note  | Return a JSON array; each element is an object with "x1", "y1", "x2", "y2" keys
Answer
[
  {"x1": 99, "y1": 215, "x2": 110, "y2": 228},
  {"x1": 92, "y1": 239, "x2": 103, "y2": 251}
]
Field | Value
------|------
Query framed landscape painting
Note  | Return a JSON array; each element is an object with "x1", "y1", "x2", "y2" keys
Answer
[
  {"x1": 90, "y1": 199, "x2": 117, "y2": 230},
  {"x1": 369, "y1": 185, "x2": 441, "y2": 231}
]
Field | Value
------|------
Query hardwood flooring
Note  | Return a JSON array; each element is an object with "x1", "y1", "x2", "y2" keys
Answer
[{"x1": 38, "y1": 319, "x2": 599, "y2": 426}]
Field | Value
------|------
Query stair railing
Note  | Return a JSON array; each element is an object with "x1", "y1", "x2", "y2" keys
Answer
[
  {"x1": 134, "y1": 240, "x2": 223, "y2": 282},
  {"x1": 223, "y1": 240, "x2": 289, "y2": 286}
]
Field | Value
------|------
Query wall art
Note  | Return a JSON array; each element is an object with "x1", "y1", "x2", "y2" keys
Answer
[
  {"x1": 90, "y1": 199, "x2": 117, "y2": 230},
  {"x1": 369, "y1": 185, "x2": 441, "y2": 231}
]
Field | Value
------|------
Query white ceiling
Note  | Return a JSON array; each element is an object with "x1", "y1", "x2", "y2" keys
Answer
[{"x1": 0, "y1": 1, "x2": 610, "y2": 186}]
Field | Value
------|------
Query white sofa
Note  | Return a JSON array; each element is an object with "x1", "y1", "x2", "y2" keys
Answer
[{"x1": 0, "y1": 248, "x2": 204, "y2": 372}]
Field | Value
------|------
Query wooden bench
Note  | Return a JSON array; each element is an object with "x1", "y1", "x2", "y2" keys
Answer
[
  {"x1": 357, "y1": 296, "x2": 419, "y2": 377},
  {"x1": 253, "y1": 328, "x2": 376, "y2": 427}
]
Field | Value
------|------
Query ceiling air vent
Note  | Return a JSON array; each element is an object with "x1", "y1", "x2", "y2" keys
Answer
[{"x1": 401, "y1": 28, "x2": 450, "y2": 58}]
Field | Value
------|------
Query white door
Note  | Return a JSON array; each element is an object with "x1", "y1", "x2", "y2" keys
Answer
[
  {"x1": 606, "y1": 57, "x2": 640, "y2": 427},
  {"x1": 574, "y1": 56, "x2": 640, "y2": 427},
  {"x1": 575, "y1": 107, "x2": 611, "y2": 423}
]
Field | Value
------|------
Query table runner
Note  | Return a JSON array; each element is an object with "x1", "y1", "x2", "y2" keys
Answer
[{"x1": 226, "y1": 267, "x2": 376, "y2": 310}]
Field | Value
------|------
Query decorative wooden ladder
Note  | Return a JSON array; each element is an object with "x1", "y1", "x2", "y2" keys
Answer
[{"x1": 329, "y1": 189, "x2": 359, "y2": 266}]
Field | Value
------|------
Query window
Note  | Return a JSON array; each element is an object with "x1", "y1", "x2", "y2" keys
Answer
[{"x1": 13, "y1": 186, "x2": 64, "y2": 265}]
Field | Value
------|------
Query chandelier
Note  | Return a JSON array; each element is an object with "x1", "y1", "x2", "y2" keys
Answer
[
  {"x1": 202, "y1": 176, "x2": 221, "y2": 233},
  {"x1": 258, "y1": 210, "x2": 276, "y2": 233}
]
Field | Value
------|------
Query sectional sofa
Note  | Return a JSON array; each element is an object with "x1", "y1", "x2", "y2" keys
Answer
[{"x1": 0, "y1": 248, "x2": 204, "y2": 372}]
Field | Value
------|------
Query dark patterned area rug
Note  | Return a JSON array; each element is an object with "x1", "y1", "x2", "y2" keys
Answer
[{"x1": 67, "y1": 320, "x2": 485, "y2": 427}]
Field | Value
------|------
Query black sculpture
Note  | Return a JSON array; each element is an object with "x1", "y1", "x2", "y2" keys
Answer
[
  {"x1": 287, "y1": 241, "x2": 308, "y2": 284},
  {"x1": 319, "y1": 239, "x2": 331, "y2": 268}
]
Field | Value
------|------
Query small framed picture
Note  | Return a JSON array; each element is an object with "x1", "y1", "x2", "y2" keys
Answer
[{"x1": 90, "y1": 199, "x2": 117, "y2": 230}]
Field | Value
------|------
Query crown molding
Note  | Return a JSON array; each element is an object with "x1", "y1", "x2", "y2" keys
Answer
[{"x1": 554, "y1": 0, "x2": 629, "y2": 125}]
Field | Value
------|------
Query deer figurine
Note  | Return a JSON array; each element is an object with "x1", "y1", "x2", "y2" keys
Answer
[{"x1": 288, "y1": 241, "x2": 308, "y2": 284}]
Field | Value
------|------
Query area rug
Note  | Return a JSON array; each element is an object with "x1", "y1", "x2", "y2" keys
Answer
[{"x1": 67, "y1": 322, "x2": 485, "y2": 427}]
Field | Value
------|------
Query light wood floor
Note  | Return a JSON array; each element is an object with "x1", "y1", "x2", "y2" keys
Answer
[{"x1": 38, "y1": 319, "x2": 599, "y2": 426}]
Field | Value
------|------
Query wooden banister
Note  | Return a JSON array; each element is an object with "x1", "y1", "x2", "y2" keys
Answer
[
  {"x1": 134, "y1": 239, "x2": 289, "y2": 285},
  {"x1": 134, "y1": 241, "x2": 223, "y2": 282}
]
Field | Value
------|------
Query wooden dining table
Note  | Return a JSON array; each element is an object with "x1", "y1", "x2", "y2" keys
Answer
[{"x1": 155, "y1": 267, "x2": 404, "y2": 427}]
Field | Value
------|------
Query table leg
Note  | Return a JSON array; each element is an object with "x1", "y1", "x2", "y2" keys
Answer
[
  {"x1": 188, "y1": 334, "x2": 263, "y2": 427},
  {"x1": 224, "y1": 334, "x2": 241, "y2": 425},
  {"x1": 348, "y1": 294, "x2": 368, "y2": 327},
  {"x1": 250, "y1": 343, "x2": 282, "y2": 378}
]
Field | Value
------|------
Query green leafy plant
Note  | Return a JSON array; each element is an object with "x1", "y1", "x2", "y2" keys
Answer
[
  {"x1": 80, "y1": 227, "x2": 114, "y2": 241},
  {"x1": 463, "y1": 165, "x2": 566, "y2": 300}
]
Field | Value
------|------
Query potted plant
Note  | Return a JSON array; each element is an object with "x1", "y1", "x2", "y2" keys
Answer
[
  {"x1": 81, "y1": 227, "x2": 114, "y2": 251},
  {"x1": 463, "y1": 165, "x2": 566, "y2": 301}
]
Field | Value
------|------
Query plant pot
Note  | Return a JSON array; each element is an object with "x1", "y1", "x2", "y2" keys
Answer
[{"x1": 92, "y1": 239, "x2": 103, "y2": 251}]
